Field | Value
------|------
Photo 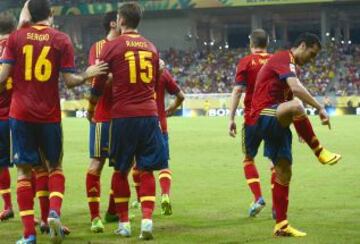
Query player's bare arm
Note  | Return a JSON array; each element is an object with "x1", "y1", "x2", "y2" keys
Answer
[
  {"x1": 18, "y1": 0, "x2": 31, "y2": 29},
  {"x1": 166, "y1": 90, "x2": 185, "y2": 117},
  {"x1": 286, "y1": 77, "x2": 330, "y2": 129},
  {"x1": 62, "y1": 61, "x2": 108, "y2": 88},
  {"x1": 0, "y1": 63, "x2": 12, "y2": 89},
  {"x1": 229, "y1": 85, "x2": 245, "y2": 137}
]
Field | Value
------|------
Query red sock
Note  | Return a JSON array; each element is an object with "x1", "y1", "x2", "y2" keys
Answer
[
  {"x1": 107, "y1": 191, "x2": 116, "y2": 215},
  {"x1": 17, "y1": 179, "x2": 36, "y2": 238},
  {"x1": 270, "y1": 167, "x2": 276, "y2": 213},
  {"x1": 48, "y1": 170, "x2": 65, "y2": 216},
  {"x1": 111, "y1": 171, "x2": 130, "y2": 222},
  {"x1": 0, "y1": 167, "x2": 12, "y2": 210},
  {"x1": 159, "y1": 169, "x2": 172, "y2": 195},
  {"x1": 139, "y1": 171, "x2": 155, "y2": 220},
  {"x1": 293, "y1": 115, "x2": 323, "y2": 156},
  {"x1": 132, "y1": 167, "x2": 141, "y2": 202},
  {"x1": 35, "y1": 170, "x2": 49, "y2": 223},
  {"x1": 243, "y1": 160, "x2": 262, "y2": 201},
  {"x1": 86, "y1": 170, "x2": 101, "y2": 220},
  {"x1": 273, "y1": 180, "x2": 289, "y2": 224}
]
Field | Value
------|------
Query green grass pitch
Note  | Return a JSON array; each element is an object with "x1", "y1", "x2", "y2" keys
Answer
[{"x1": 1, "y1": 116, "x2": 360, "y2": 243}]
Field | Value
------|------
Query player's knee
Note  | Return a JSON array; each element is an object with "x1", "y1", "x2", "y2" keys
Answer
[
  {"x1": 292, "y1": 99, "x2": 305, "y2": 116},
  {"x1": 275, "y1": 163, "x2": 292, "y2": 184},
  {"x1": 88, "y1": 158, "x2": 104, "y2": 175},
  {"x1": 16, "y1": 165, "x2": 33, "y2": 180}
]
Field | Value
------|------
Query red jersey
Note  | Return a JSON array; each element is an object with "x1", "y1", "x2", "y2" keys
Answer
[
  {"x1": 0, "y1": 38, "x2": 12, "y2": 120},
  {"x1": 156, "y1": 69, "x2": 180, "y2": 133},
  {"x1": 1, "y1": 25, "x2": 75, "y2": 123},
  {"x1": 89, "y1": 39, "x2": 111, "y2": 122},
  {"x1": 93, "y1": 32, "x2": 159, "y2": 118},
  {"x1": 251, "y1": 50, "x2": 297, "y2": 122},
  {"x1": 235, "y1": 51, "x2": 271, "y2": 124}
]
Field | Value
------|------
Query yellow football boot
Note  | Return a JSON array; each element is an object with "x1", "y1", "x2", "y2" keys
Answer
[
  {"x1": 273, "y1": 220, "x2": 307, "y2": 237},
  {"x1": 318, "y1": 148, "x2": 341, "y2": 166}
]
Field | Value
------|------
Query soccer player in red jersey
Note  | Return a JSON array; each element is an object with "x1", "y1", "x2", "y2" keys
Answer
[
  {"x1": 0, "y1": 1, "x2": 108, "y2": 243},
  {"x1": 0, "y1": 13, "x2": 16, "y2": 222},
  {"x1": 85, "y1": 11, "x2": 120, "y2": 233},
  {"x1": 89, "y1": 2, "x2": 167, "y2": 240},
  {"x1": 251, "y1": 32, "x2": 341, "y2": 237},
  {"x1": 132, "y1": 67, "x2": 185, "y2": 216},
  {"x1": 229, "y1": 29, "x2": 273, "y2": 217}
]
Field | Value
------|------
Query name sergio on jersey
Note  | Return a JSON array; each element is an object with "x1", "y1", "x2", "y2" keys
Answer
[
  {"x1": 26, "y1": 33, "x2": 50, "y2": 42},
  {"x1": 126, "y1": 40, "x2": 148, "y2": 49}
]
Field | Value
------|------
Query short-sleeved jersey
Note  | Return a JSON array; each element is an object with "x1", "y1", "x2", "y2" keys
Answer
[
  {"x1": 235, "y1": 51, "x2": 271, "y2": 124},
  {"x1": 1, "y1": 25, "x2": 75, "y2": 123},
  {"x1": 251, "y1": 50, "x2": 297, "y2": 122},
  {"x1": 157, "y1": 69, "x2": 180, "y2": 133},
  {"x1": 89, "y1": 39, "x2": 112, "y2": 122},
  {"x1": 0, "y1": 38, "x2": 12, "y2": 120},
  {"x1": 92, "y1": 32, "x2": 159, "y2": 118}
]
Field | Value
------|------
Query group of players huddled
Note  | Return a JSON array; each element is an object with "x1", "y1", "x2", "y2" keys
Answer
[{"x1": 0, "y1": 0, "x2": 342, "y2": 243}]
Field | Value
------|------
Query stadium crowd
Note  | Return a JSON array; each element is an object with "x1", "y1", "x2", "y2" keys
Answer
[{"x1": 61, "y1": 44, "x2": 360, "y2": 100}]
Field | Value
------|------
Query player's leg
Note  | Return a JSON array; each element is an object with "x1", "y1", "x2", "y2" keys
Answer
[
  {"x1": 39, "y1": 122, "x2": 65, "y2": 243},
  {"x1": 136, "y1": 116, "x2": 168, "y2": 240},
  {"x1": 276, "y1": 99, "x2": 340, "y2": 165},
  {"x1": 34, "y1": 160, "x2": 50, "y2": 234},
  {"x1": 0, "y1": 119, "x2": 13, "y2": 221},
  {"x1": 131, "y1": 165, "x2": 141, "y2": 209},
  {"x1": 270, "y1": 162, "x2": 276, "y2": 220},
  {"x1": 158, "y1": 133, "x2": 172, "y2": 216},
  {"x1": 10, "y1": 118, "x2": 38, "y2": 243},
  {"x1": 109, "y1": 118, "x2": 135, "y2": 237},
  {"x1": 242, "y1": 124, "x2": 265, "y2": 217}
]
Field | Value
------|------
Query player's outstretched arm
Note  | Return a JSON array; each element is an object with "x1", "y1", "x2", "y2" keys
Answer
[
  {"x1": 229, "y1": 86, "x2": 244, "y2": 137},
  {"x1": 18, "y1": 0, "x2": 31, "y2": 29},
  {"x1": 62, "y1": 61, "x2": 108, "y2": 88},
  {"x1": 166, "y1": 90, "x2": 185, "y2": 117},
  {"x1": 0, "y1": 63, "x2": 12, "y2": 87},
  {"x1": 286, "y1": 77, "x2": 331, "y2": 129}
]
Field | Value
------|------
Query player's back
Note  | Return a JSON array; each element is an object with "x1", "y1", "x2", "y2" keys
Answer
[
  {"x1": 236, "y1": 51, "x2": 271, "y2": 123},
  {"x1": 100, "y1": 32, "x2": 159, "y2": 118},
  {"x1": 251, "y1": 50, "x2": 295, "y2": 120},
  {"x1": 3, "y1": 25, "x2": 75, "y2": 122}
]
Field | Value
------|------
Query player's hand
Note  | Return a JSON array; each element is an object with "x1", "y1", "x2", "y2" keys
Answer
[
  {"x1": 86, "y1": 110, "x2": 94, "y2": 123},
  {"x1": 85, "y1": 61, "x2": 109, "y2": 79},
  {"x1": 229, "y1": 120, "x2": 237, "y2": 137},
  {"x1": 166, "y1": 106, "x2": 176, "y2": 117},
  {"x1": 319, "y1": 108, "x2": 331, "y2": 130}
]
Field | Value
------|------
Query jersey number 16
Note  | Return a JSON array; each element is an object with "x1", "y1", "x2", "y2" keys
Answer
[{"x1": 23, "y1": 45, "x2": 52, "y2": 82}]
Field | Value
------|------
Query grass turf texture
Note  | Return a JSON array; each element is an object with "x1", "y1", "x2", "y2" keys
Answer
[{"x1": 1, "y1": 116, "x2": 360, "y2": 244}]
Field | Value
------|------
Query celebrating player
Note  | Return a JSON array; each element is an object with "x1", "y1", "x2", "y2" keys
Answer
[
  {"x1": 132, "y1": 66, "x2": 185, "y2": 216},
  {"x1": 0, "y1": 13, "x2": 16, "y2": 222},
  {"x1": 0, "y1": 0, "x2": 108, "y2": 243},
  {"x1": 89, "y1": 2, "x2": 167, "y2": 240},
  {"x1": 229, "y1": 29, "x2": 273, "y2": 217},
  {"x1": 86, "y1": 11, "x2": 120, "y2": 233},
  {"x1": 250, "y1": 32, "x2": 341, "y2": 237}
]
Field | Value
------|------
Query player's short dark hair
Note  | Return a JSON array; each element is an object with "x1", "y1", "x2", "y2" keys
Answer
[
  {"x1": 28, "y1": 0, "x2": 52, "y2": 23},
  {"x1": 103, "y1": 11, "x2": 117, "y2": 34},
  {"x1": 0, "y1": 13, "x2": 16, "y2": 35},
  {"x1": 118, "y1": 2, "x2": 143, "y2": 29},
  {"x1": 250, "y1": 29, "x2": 268, "y2": 48},
  {"x1": 293, "y1": 32, "x2": 322, "y2": 49}
]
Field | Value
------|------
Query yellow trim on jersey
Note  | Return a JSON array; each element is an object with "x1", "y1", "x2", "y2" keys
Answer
[
  {"x1": 0, "y1": 189, "x2": 11, "y2": 194},
  {"x1": 114, "y1": 197, "x2": 130, "y2": 203},
  {"x1": 20, "y1": 210, "x2": 34, "y2": 217},
  {"x1": 247, "y1": 178, "x2": 260, "y2": 184},
  {"x1": 88, "y1": 197, "x2": 100, "y2": 203},
  {"x1": 159, "y1": 173, "x2": 172, "y2": 180},
  {"x1": 36, "y1": 191, "x2": 50, "y2": 198},
  {"x1": 140, "y1": 196, "x2": 156, "y2": 203},
  {"x1": 49, "y1": 192, "x2": 64, "y2": 199},
  {"x1": 125, "y1": 34, "x2": 140, "y2": 38},
  {"x1": 96, "y1": 40, "x2": 106, "y2": 59},
  {"x1": 32, "y1": 25, "x2": 49, "y2": 31}
]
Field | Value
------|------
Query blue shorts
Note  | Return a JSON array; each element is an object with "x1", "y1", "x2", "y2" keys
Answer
[
  {"x1": 163, "y1": 133, "x2": 170, "y2": 161},
  {"x1": 89, "y1": 122, "x2": 110, "y2": 158},
  {"x1": 255, "y1": 109, "x2": 292, "y2": 164},
  {"x1": 9, "y1": 118, "x2": 63, "y2": 167},
  {"x1": 109, "y1": 117, "x2": 168, "y2": 173},
  {"x1": 0, "y1": 120, "x2": 11, "y2": 168},
  {"x1": 242, "y1": 123, "x2": 272, "y2": 160}
]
